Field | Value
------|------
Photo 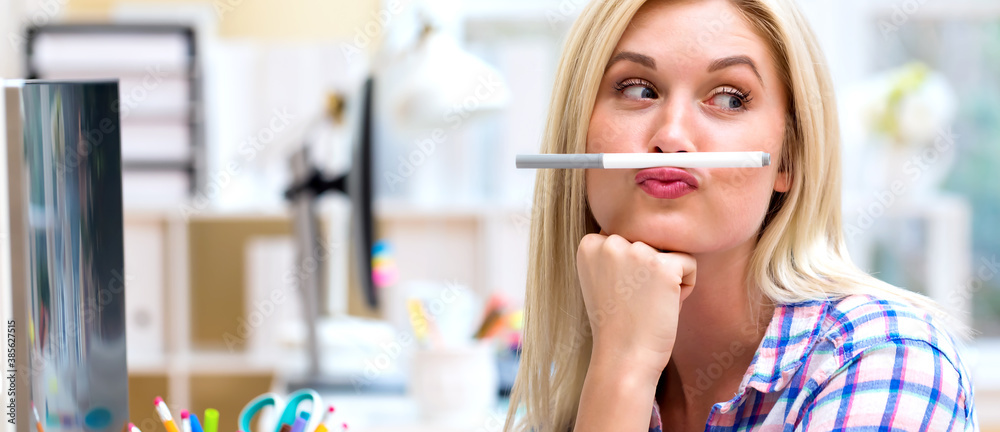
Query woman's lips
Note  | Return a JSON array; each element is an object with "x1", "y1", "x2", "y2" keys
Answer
[{"x1": 635, "y1": 167, "x2": 698, "y2": 199}]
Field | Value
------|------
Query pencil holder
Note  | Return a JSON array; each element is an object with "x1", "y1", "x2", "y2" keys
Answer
[{"x1": 409, "y1": 341, "x2": 498, "y2": 427}]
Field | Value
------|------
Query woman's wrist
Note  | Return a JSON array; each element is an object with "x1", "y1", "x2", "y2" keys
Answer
[
  {"x1": 589, "y1": 344, "x2": 667, "y2": 387},
  {"x1": 575, "y1": 350, "x2": 660, "y2": 432}
]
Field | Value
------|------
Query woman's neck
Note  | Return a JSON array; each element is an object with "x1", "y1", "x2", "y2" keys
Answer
[{"x1": 659, "y1": 238, "x2": 775, "y2": 414}]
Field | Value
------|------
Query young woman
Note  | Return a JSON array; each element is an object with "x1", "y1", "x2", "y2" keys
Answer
[{"x1": 503, "y1": 0, "x2": 978, "y2": 431}]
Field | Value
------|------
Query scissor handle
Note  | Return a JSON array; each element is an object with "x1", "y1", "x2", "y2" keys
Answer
[
  {"x1": 239, "y1": 392, "x2": 281, "y2": 432},
  {"x1": 275, "y1": 389, "x2": 322, "y2": 432}
]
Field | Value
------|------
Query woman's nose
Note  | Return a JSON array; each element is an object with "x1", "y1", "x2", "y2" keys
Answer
[{"x1": 648, "y1": 97, "x2": 697, "y2": 153}]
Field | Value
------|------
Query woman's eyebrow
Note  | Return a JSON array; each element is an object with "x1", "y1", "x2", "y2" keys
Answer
[
  {"x1": 707, "y1": 55, "x2": 764, "y2": 87},
  {"x1": 605, "y1": 51, "x2": 656, "y2": 72}
]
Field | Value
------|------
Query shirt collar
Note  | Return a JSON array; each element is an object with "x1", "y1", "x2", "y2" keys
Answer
[{"x1": 718, "y1": 299, "x2": 831, "y2": 411}]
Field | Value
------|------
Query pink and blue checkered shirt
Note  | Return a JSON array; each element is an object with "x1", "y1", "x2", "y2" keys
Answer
[{"x1": 649, "y1": 294, "x2": 978, "y2": 431}]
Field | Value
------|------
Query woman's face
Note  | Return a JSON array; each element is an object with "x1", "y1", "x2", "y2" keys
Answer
[{"x1": 586, "y1": 0, "x2": 791, "y2": 254}]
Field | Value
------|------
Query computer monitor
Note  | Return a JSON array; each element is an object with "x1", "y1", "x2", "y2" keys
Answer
[
  {"x1": 285, "y1": 76, "x2": 378, "y2": 379},
  {"x1": 286, "y1": 76, "x2": 377, "y2": 311},
  {"x1": 351, "y1": 76, "x2": 377, "y2": 309}
]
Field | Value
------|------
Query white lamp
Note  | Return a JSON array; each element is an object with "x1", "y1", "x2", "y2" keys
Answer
[{"x1": 387, "y1": 23, "x2": 510, "y2": 133}]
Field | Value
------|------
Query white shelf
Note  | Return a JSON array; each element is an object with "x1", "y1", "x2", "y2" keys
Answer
[
  {"x1": 29, "y1": 25, "x2": 202, "y2": 211},
  {"x1": 31, "y1": 32, "x2": 190, "y2": 75}
]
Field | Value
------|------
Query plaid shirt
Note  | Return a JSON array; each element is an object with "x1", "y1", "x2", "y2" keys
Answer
[{"x1": 649, "y1": 294, "x2": 978, "y2": 431}]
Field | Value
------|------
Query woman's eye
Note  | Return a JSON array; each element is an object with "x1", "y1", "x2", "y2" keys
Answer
[
  {"x1": 622, "y1": 85, "x2": 657, "y2": 100},
  {"x1": 708, "y1": 88, "x2": 752, "y2": 111},
  {"x1": 710, "y1": 93, "x2": 744, "y2": 110},
  {"x1": 614, "y1": 79, "x2": 658, "y2": 100}
]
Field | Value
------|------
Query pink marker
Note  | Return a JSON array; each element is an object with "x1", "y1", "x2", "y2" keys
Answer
[
  {"x1": 320, "y1": 406, "x2": 335, "y2": 425},
  {"x1": 180, "y1": 410, "x2": 192, "y2": 432}
]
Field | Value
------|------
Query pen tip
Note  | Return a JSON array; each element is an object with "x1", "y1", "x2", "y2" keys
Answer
[
  {"x1": 762, "y1": 152, "x2": 770, "y2": 166},
  {"x1": 180, "y1": 410, "x2": 189, "y2": 419},
  {"x1": 153, "y1": 397, "x2": 163, "y2": 405},
  {"x1": 129, "y1": 424, "x2": 135, "y2": 429}
]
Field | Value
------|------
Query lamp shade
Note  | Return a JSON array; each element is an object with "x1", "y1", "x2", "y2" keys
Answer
[{"x1": 390, "y1": 30, "x2": 510, "y2": 132}]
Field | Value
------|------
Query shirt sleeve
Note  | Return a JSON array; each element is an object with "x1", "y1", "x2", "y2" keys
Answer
[
  {"x1": 649, "y1": 401, "x2": 662, "y2": 432},
  {"x1": 796, "y1": 339, "x2": 973, "y2": 432}
]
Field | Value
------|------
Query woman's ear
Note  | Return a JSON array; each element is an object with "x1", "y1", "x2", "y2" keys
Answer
[{"x1": 773, "y1": 169, "x2": 791, "y2": 193}]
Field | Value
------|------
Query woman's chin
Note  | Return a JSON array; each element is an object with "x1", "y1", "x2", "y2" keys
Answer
[{"x1": 608, "y1": 227, "x2": 698, "y2": 253}]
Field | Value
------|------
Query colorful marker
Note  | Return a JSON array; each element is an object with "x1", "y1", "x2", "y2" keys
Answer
[
  {"x1": 311, "y1": 406, "x2": 334, "y2": 432},
  {"x1": 203, "y1": 409, "x2": 219, "y2": 432},
  {"x1": 153, "y1": 397, "x2": 181, "y2": 432},
  {"x1": 190, "y1": 412, "x2": 205, "y2": 432},
  {"x1": 180, "y1": 410, "x2": 192, "y2": 432},
  {"x1": 289, "y1": 412, "x2": 310, "y2": 432},
  {"x1": 32, "y1": 403, "x2": 44, "y2": 432}
]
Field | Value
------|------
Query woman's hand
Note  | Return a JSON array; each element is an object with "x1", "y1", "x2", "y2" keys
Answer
[{"x1": 576, "y1": 230, "x2": 696, "y2": 382}]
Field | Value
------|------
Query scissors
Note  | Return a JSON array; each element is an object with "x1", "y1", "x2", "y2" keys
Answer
[{"x1": 238, "y1": 389, "x2": 323, "y2": 432}]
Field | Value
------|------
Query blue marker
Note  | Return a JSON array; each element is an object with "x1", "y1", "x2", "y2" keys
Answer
[{"x1": 189, "y1": 413, "x2": 205, "y2": 432}]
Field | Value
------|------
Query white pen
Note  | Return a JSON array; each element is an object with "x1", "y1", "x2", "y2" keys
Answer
[{"x1": 515, "y1": 151, "x2": 770, "y2": 169}]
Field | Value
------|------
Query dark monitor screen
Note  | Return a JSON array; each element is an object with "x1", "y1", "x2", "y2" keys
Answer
[{"x1": 352, "y1": 76, "x2": 377, "y2": 310}]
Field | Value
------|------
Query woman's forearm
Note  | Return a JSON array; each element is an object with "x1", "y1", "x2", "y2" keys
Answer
[{"x1": 573, "y1": 352, "x2": 659, "y2": 432}]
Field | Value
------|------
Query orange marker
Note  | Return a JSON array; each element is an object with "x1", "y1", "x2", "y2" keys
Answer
[
  {"x1": 154, "y1": 397, "x2": 181, "y2": 432},
  {"x1": 32, "y1": 402, "x2": 44, "y2": 432}
]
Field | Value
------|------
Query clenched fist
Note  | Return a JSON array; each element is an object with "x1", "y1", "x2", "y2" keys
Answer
[{"x1": 576, "y1": 230, "x2": 697, "y2": 382}]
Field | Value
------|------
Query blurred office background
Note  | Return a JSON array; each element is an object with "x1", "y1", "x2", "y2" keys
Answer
[{"x1": 0, "y1": 0, "x2": 998, "y2": 430}]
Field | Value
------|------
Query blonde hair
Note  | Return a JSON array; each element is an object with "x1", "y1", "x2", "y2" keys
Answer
[{"x1": 503, "y1": 0, "x2": 970, "y2": 431}]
